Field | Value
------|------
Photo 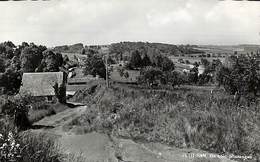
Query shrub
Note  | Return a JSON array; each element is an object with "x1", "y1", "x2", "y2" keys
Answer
[
  {"x1": 1, "y1": 95, "x2": 32, "y2": 130},
  {"x1": 0, "y1": 118, "x2": 21, "y2": 162}
]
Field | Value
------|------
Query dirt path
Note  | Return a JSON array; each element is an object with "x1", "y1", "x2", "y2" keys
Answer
[{"x1": 33, "y1": 105, "x2": 238, "y2": 162}]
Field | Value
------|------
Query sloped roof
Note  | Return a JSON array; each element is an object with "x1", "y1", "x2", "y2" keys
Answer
[{"x1": 20, "y1": 72, "x2": 64, "y2": 97}]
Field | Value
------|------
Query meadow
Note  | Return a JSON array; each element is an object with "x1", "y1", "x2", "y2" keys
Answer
[{"x1": 67, "y1": 82, "x2": 260, "y2": 160}]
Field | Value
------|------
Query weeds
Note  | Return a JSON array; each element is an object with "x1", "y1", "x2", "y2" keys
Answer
[{"x1": 67, "y1": 84, "x2": 260, "y2": 159}]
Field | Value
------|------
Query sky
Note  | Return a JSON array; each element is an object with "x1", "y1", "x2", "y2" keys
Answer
[{"x1": 0, "y1": 0, "x2": 260, "y2": 47}]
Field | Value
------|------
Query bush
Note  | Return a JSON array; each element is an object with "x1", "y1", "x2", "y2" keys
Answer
[{"x1": 1, "y1": 95, "x2": 32, "y2": 130}]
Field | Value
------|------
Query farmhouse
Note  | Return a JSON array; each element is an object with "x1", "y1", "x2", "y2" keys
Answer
[{"x1": 19, "y1": 72, "x2": 66, "y2": 102}]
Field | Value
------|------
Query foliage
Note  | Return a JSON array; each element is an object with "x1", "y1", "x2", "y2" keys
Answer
[
  {"x1": 198, "y1": 73, "x2": 212, "y2": 85},
  {"x1": 0, "y1": 68, "x2": 22, "y2": 94},
  {"x1": 0, "y1": 120, "x2": 22, "y2": 162},
  {"x1": 201, "y1": 58, "x2": 210, "y2": 67},
  {"x1": 53, "y1": 83, "x2": 67, "y2": 104},
  {"x1": 83, "y1": 54, "x2": 106, "y2": 79},
  {"x1": 0, "y1": 96, "x2": 84, "y2": 162},
  {"x1": 141, "y1": 54, "x2": 151, "y2": 67},
  {"x1": 157, "y1": 55, "x2": 175, "y2": 71},
  {"x1": 1, "y1": 95, "x2": 32, "y2": 130},
  {"x1": 0, "y1": 42, "x2": 15, "y2": 59},
  {"x1": 36, "y1": 50, "x2": 63, "y2": 72},
  {"x1": 0, "y1": 57, "x2": 5, "y2": 72},
  {"x1": 216, "y1": 56, "x2": 260, "y2": 97},
  {"x1": 127, "y1": 50, "x2": 142, "y2": 69},
  {"x1": 117, "y1": 67, "x2": 129, "y2": 79},
  {"x1": 165, "y1": 71, "x2": 184, "y2": 87},
  {"x1": 54, "y1": 43, "x2": 84, "y2": 53},
  {"x1": 178, "y1": 44, "x2": 204, "y2": 54},
  {"x1": 188, "y1": 66, "x2": 199, "y2": 84},
  {"x1": 20, "y1": 44, "x2": 46, "y2": 72},
  {"x1": 109, "y1": 42, "x2": 203, "y2": 56},
  {"x1": 138, "y1": 66, "x2": 163, "y2": 86}
]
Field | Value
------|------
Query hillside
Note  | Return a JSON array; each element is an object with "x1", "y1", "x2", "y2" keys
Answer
[
  {"x1": 109, "y1": 42, "x2": 204, "y2": 56},
  {"x1": 53, "y1": 43, "x2": 84, "y2": 54}
]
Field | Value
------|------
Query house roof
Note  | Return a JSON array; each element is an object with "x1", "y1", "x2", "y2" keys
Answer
[{"x1": 19, "y1": 72, "x2": 64, "y2": 97}]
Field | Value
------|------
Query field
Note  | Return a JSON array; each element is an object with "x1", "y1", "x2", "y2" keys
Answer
[
  {"x1": 169, "y1": 56, "x2": 226, "y2": 64},
  {"x1": 61, "y1": 52, "x2": 88, "y2": 60},
  {"x1": 110, "y1": 68, "x2": 140, "y2": 83}
]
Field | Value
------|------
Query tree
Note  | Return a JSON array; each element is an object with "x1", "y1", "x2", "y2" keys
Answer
[
  {"x1": 165, "y1": 71, "x2": 183, "y2": 87},
  {"x1": 107, "y1": 56, "x2": 115, "y2": 65},
  {"x1": 83, "y1": 54, "x2": 106, "y2": 79},
  {"x1": 1, "y1": 95, "x2": 32, "y2": 130},
  {"x1": 160, "y1": 56, "x2": 175, "y2": 71},
  {"x1": 36, "y1": 50, "x2": 63, "y2": 72},
  {"x1": 0, "y1": 68, "x2": 22, "y2": 94},
  {"x1": 188, "y1": 66, "x2": 199, "y2": 84},
  {"x1": 0, "y1": 42, "x2": 15, "y2": 59},
  {"x1": 216, "y1": 56, "x2": 260, "y2": 97},
  {"x1": 9, "y1": 56, "x2": 21, "y2": 71},
  {"x1": 56, "y1": 52, "x2": 64, "y2": 67},
  {"x1": 201, "y1": 58, "x2": 210, "y2": 67},
  {"x1": 141, "y1": 54, "x2": 151, "y2": 67},
  {"x1": 193, "y1": 62, "x2": 199, "y2": 67},
  {"x1": 2, "y1": 41, "x2": 16, "y2": 49},
  {"x1": 20, "y1": 45, "x2": 43, "y2": 72},
  {"x1": 127, "y1": 50, "x2": 142, "y2": 69},
  {"x1": 138, "y1": 66, "x2": 163, "y2": 87},
  {"x1": 0, "y1": 57, "x2": 5, "y2": 72},
  {"x1": 63, "y1": 55, "x2": 69, "y2": 63},
  {"x1": 81, "y1": 48, "x2": 86, "y2": 55},
  {"x1": 185, "y1": 60, "x2": 190, "y2": 64},
  {"x1": 123, "y1": 71, "x2": 129, "y2": 79},
  {"x1": 53, "y1": 82, "x2": 66, "y2": 103},
  {"x1": 215, "y1": 65, "x2": 230, "y2": 86}
]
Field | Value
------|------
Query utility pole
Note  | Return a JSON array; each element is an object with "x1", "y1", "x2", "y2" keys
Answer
[{"x1": 106, "y1": 52, "x2": 109, "y2": 88}]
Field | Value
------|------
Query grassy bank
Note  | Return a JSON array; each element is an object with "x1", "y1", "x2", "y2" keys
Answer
[{"x1": 66, "y1": 83, "x2": 260, "y2": 159}]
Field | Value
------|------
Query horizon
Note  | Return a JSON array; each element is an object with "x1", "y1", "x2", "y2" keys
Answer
[
  {"x1": 4, "y1": 40, "x2": 260, "y2": 48},
  {"x1": 1, "y1": 0, "x2": 260, "y2": 46}
]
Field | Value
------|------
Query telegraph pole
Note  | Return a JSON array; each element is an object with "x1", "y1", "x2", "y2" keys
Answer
[{"x1": 105, "y1": 52, "x2": 109, "y2": 88}]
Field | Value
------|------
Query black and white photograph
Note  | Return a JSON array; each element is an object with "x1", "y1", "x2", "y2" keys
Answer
[{"x1": 0, "y1": 0, "x2": 260, "y2": 161}]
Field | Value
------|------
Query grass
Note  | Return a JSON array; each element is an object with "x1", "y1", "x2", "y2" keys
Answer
[
  {"x1": 28, "y1": 102, "x2": 70, "y2": 123},
  {"x1": 19, "y1": 131, "x2": 87, "y2": 162},
  {"x1": 65, "y1": 82, "x2": 260, "y2": 160}
]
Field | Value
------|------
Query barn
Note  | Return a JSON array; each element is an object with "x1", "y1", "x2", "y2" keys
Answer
[{"x1": 19, "y1": 72, "x2": 66, "y2": 102}]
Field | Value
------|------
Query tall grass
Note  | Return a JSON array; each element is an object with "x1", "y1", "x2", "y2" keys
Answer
[{"x1": 67, "y1": 84, "x2": 260, "y2": 159}]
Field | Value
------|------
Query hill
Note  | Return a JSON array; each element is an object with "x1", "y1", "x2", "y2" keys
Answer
[
  {"x1": 109, "y1": 42, "x2": 204, "y2": 56},
  {"x1": 53, "y1": 43, "x2": 84, "y2": 54}
]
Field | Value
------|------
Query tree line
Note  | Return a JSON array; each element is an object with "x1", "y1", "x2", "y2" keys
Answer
[{"x1": 0, "y1": 41, "x2": 76, "y2": 94}]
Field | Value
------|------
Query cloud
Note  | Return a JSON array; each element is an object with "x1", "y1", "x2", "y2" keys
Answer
[{"x1": 0, "y1": 0, "x2": 259, "y2": 46}]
